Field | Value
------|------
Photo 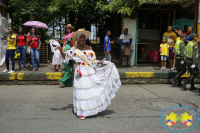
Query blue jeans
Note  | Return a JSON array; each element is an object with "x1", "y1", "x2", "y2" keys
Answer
[
  {"x1": 105, "y1": 52, "x2": 111, "y2": 62},
  {"x1": 5, "y1": 49, "x2": 15, "y2": 71},
  {"x1": 121, "y1": 45, "x2": 134, "y2": 59},
  {"x1": 30, "y1": 48, "x2": 40, "y2": 69},
  {"x1": 16, "y1": 46, "x2": 26, "y2": 68}
]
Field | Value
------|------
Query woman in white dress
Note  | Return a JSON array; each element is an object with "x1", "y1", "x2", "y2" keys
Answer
[{"x1": 59, "y1": 29, "x2": 121, "y2": 119}]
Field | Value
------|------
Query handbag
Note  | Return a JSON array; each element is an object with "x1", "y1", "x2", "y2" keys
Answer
[{"x1": 27, "y1": 46, "x2": 30, "y2": 54}]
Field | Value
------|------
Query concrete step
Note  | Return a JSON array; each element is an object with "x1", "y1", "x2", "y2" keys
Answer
[{"x1": 0, "y1": 71, "x2": 199, "y2": 85}]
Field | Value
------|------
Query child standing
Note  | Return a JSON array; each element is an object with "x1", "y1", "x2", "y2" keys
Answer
[
  {"x1": 160, "y1": 37, "x2": 169, "y2": 71},
  {"x1": 52, "y1": 45, "x2": 62, "y2": 72},
  {"x1": 104, "y1": 30, "x2": 111, "y2": 61}
]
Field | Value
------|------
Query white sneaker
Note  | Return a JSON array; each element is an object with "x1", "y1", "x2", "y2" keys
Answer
[
  {"x1": 2, "y1": 69, "x2": 8, "y2": 72},
  {"x1": 8, "y1": 70, "x2": 15, "y2": 73},
  {"x1": 171, "y1": 67, "x2": 175, "y2": 71}
]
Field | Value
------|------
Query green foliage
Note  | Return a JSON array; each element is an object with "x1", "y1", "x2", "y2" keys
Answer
[{"x1": 97, "y1": 0, "x2": 172, "y2": 16}]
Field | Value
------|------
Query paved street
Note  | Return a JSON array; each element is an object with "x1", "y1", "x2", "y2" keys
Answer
[{"x1": 0, "y1": 85, "x2": 200, "y2": 133}]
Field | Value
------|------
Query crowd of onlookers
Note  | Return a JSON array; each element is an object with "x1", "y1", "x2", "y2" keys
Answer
[
  {"x1": 2, "y1": 26, "x2": 41, "y2": 73},
  {"x1": 160, "y1": 25, "x2": 197, "y2": 71},
  {"x1": 3, "y1": 24, "x2": 195, "y2": 73}
]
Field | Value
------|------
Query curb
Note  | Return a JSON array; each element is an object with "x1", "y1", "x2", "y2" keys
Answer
[{"x1": 0, "y1": 72, "x2": 199, "y2": 85}]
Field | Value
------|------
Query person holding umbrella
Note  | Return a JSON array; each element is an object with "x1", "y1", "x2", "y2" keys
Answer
[
  {"x1": 27, "y1": 28, "x2": 41, "y2": 71},
  {"x1": 23, "y1": 21, "x2": 48, "y2": 70}
]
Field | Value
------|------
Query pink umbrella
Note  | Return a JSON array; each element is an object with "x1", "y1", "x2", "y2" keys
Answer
[{"x1": 23, "y1": 21, "x2": 48, "y2": 29}]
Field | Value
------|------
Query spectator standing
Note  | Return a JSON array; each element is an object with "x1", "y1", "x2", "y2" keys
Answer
[
  {"x1": 16, "y1": 27, "x2": 26, "y2": 71},
  {"x1": 159, "y1": 37, "x2": 169, "y2": 71},
  {"x1": 2, "y1": 27, "x2": 16, "y2": 73},
  {"x1": 186, "y1": 26, "x2": 194, "y2": 43},
  {"x1": 163, "y1": 26, "x2": 177, "y2": 71},
  {"x1": 175, "y1": 29, "x2": 183, "y2": 41},
  {"x1": 119, "y1": 28, "x2": 134, "y2": 66},
  {"x1": 63, "y1": 24, "x2": 75, "y2": 71},
  {"x1": 27, "y1": 28, "x2": 41, "y2": 72},
  {"x1": 183, "y1": 25, "x2": 188, "y2": 35},
  {"x1": 104, "y1": 30, "x2": 112, "y2": 61}
]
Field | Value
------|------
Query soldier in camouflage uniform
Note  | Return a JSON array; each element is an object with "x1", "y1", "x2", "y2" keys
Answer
[
  {"x1": 182, "y1": 34, "x2": 199, "y2": 90},
  {"x1": 170, "y1": 34, "x2": 187, "y2": 86}
]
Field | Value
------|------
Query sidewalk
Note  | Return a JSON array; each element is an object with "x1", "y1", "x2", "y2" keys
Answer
[{"x1": 0, "y1": 63, "x2": 199, "y2": 85}]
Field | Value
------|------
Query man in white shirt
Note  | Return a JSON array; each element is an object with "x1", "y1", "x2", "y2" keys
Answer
[{"x1": 119, "y1": 28, "x2": 134, "y2": 66}]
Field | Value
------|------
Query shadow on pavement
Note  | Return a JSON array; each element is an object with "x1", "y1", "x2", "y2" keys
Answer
[{"x1": 49, "y1": 104, "x2": 73, "y2": 111}]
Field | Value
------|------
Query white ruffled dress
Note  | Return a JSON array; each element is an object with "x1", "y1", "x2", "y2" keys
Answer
[{"x1": 64, "y1": 48, "x2": 121, "y2": 117}]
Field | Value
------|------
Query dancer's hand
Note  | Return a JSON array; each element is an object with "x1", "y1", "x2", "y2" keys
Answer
[{"x1": 103, "y1": 61, "x2": 109, "y2": 65}]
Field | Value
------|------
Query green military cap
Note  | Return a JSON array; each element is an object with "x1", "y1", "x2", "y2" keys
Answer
[
  {"x1": 180, "y1": 34, "x2": 186, "y2": 38},
  {"x1": 190, "y1": 33, "x2": 198, "y2": 40}
]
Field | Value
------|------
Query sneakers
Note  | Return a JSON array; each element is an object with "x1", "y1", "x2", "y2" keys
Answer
[
  {"x1": 2, "y1": 69, "x2": 8, "y2": 73},
  {"x1": 170, "y1": 67, "x2": 175, "y2": 71},
  {"x1": 2, "y1": 69, "x2": 15, "y2": 73},
  {"x1": 160, "y1": 67, "x2": 166, "y2": 71},
  {"x1": 8, "y1": 70, "x2": 15, "y2": 73}
]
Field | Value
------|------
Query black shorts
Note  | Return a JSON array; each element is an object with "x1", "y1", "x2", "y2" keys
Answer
[{"x1": 169, "y1": 47, "x2": 174, "y2": 59}]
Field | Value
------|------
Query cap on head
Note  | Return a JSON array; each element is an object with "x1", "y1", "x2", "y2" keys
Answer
[
  {"x1": 180, "y1": 34, "x2": 186, "y2": 38},
  {"x1": 190, "y1": 33, "x2": 198, "y2": 40}
]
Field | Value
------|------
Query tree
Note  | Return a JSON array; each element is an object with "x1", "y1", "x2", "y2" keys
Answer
[{"x1": 97, "y1": 0, "x2": 190, "y2": 16}]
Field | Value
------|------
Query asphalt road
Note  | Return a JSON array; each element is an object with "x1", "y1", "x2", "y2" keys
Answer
[{"x1": 0, "y1": 85, "x2": 199, "y2": 133}]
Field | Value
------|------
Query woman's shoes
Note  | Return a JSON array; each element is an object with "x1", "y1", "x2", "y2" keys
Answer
[
  {"x1": 79, "y1": 116, "x2": 85, "y2": 120},
  {"x1": 17, "y1": 68, "x2": 22, "y2": 71},
  {"x1": 8, "y1": 70, "x2": 15, "y2": 73},
  {"x1": 2, "y1": 69, "x2": 8, "y2": 72},
  {"x1": 59, "y1": 81, "x2": 65, "y2": 88},
  {"x1": 53, "y1": 69, "x2": 61, "y2": 72},
  {"x1": 33, "y1": 68, "x2": 41, "y2": 72}
]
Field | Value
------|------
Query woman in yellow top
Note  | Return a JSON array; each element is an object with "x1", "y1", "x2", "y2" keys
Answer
[
  {"x1": 2, "y1": 27, "x2": 17, "y2": 73},
  {"x1": 159, "y1": 37, "x2": 169, "y2": 71}
]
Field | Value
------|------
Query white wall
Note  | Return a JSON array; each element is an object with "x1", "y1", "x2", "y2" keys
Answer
[
  {"x1": 0, "y1": 13, "x2": 10, "y2": 66},
  {"x1": 123, "y1": 18, "x2": 136, "y2": 66}
]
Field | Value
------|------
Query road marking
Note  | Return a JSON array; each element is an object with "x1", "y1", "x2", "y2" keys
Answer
[
  {"x1": 9, "y1": 73, "x2": 16, "y2": 80},
  {"x1": 125, "y1": 72, "x2": 154, "y2": 78},
  {"x1": 46, "y1": 72, "x2": 64, "y2": 80},
  {"x1": 18, "y1": 73, "x2": 24, "y2": 80}
]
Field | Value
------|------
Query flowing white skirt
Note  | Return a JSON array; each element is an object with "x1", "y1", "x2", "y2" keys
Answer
[{"x1": 73, "y1": 62, "x2": 121, "y2": 117}]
